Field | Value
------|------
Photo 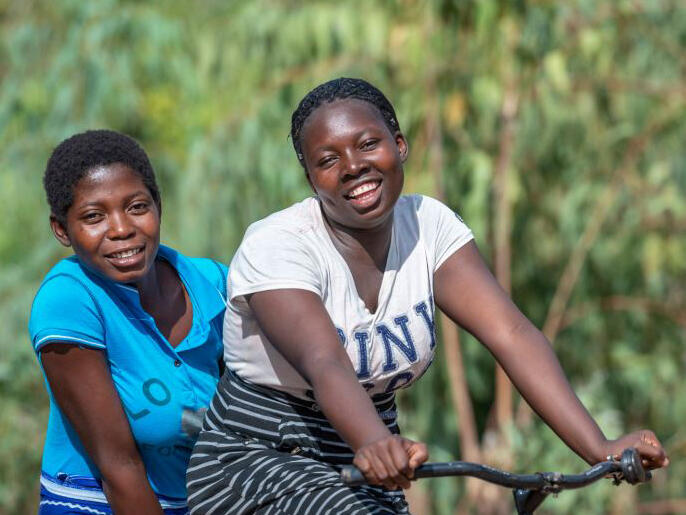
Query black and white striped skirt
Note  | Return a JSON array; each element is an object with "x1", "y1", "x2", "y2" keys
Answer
[{"x1": 186, "y1": 371, "x2": 410, "y2": 514}]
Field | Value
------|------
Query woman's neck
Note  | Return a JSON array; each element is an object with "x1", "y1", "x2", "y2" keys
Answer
[
  {"x1": 134, "y1": 259, "x2": 182, "y2": 311},
  {"x1": 133, "y1": 259, "x2": 163, "y2": 299},
  {"x1": 133, "y1": 259, "x2": 192, "y2": 347},
  {"x1": 322, "y1": 209, "x2": 393, "y2": 272}
]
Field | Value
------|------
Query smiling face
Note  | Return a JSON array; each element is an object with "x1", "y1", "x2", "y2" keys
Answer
[
  {"x1": 50, "y1": 163, "x2": 161, "y2": 284},
  {"x1": 300, "y1": 98, "x2": 408, "y2": 232}
]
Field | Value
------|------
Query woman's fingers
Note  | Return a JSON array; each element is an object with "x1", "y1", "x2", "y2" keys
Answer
[
  {"x1": 369, "y1": 446, "x2": 400, "y2": 490},
  {"x1": 605, "y1": 429, "x2": 669, "y2": 470},
  {"x1": 389, "y1": 441, "x2": 412, "y2": 489},
  {"x1": 353, "y1": 453, "x2": 373, "y2": 481},
  {"x1": 353, "y1": 436, "x2": 426, "y2": 490},
  {"x1": 404, "y1": 440, "x2": 429, "y2": 473},
  {"x1": 372, "y1": 438, "x2": 410, "y2": 489},
  {"x1": 634, "y1": 430, "x2": 669, "y2": 469},
  {"x1": 353, "y1": 441, "x2": 394, "y2": 489},
  {"x1": 636, "y1": 443, "x2": 667, "y2": 469}
]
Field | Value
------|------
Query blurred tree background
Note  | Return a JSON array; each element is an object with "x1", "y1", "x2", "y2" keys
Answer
[{"x1": 1, "y1": 0, "x2": 684, "y2": 513}]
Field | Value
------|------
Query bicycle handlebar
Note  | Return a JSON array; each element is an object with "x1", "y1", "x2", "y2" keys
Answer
[{"x1": 339, "y1": 447, "x2": 650, "y2": 490}]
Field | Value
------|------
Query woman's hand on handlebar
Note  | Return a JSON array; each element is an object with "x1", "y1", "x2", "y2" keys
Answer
[
  {"x1": 353, "y1": 435, "x2": 429, "y2": 490},
  {"x1": 600, "y1": 430, "x2": 669, "y2": 470}
]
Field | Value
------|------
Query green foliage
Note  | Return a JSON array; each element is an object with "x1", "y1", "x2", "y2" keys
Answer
[{"x1": 1, "y1": 1, "x2": 684, "y2": 513}]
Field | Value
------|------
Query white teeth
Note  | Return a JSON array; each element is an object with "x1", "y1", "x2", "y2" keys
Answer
[
  {"x1": 111, "y1": 248, "x2": 141, "y2": 259},
  {"x1": 349, "y1": 181, "x2": 379, "y2": 198}
]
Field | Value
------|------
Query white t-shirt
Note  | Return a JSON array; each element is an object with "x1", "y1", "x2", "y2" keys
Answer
[{"x1": 224, "y1": 194, "x2": 474, "y2": 399}]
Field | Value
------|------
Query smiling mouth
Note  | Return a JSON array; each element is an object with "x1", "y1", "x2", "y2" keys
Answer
[
  {"x1": 106, "y1": 247, "x2": 143, "y2": 259},
  {"x1": 345, "y1": 180, "x2": 381, "y2": 200}
]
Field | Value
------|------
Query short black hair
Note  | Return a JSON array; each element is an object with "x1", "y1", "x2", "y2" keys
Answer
[
  {"x1": 290, "y1": 77, "x2": 401, "y2": 168},
  {"x1": 44, "y1": 129, "x2": 160, "y2": 225}
]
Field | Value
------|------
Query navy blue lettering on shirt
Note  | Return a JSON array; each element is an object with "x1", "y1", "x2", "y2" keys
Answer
[{"x1": 335, "y1": 297, "x2": 437, "y2": 393}]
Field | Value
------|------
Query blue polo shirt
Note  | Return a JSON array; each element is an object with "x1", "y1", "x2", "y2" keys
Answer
[{"x1": 29, "y1": 245, "x2": 227, "y2": 501}]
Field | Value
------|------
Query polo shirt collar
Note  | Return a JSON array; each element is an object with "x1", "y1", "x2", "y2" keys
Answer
[
  {"x1": 157, "y1": 244, "x2": 226, "y2": 327},
  {"x1": 110, "y1": 244, "x2": 225, "y2": 352}
]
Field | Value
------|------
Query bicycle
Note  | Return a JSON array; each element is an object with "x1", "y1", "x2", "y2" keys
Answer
[{"x1": 340, "y1": 447, "x2": 650, "y2": 514}]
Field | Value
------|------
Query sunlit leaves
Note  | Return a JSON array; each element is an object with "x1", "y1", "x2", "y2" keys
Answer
[{"x1": 1, "y1": 0, "x2": 684, "y2": 513}]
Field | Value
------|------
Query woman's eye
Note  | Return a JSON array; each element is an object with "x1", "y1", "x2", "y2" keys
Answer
[
  {"x1": 318, "y1": 156, "x2": 337, "y2": 168},
  {"x1": 82, "y1": 212, "x2": 103, "y2": 223},
  {"x1": 130, "y1": 202, "x2": 149, "y2": 212},
  {"x1": 360, "y1": 139, "x2": 379, "y2": 150}
]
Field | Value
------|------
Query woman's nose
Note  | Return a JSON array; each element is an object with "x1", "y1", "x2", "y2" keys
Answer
[
  {"x1": 107, "y1": 212, "x2": 135, "y2": 239},
  {"x1": 341, "y1": 150, "x2": 369, "y2": 179}
]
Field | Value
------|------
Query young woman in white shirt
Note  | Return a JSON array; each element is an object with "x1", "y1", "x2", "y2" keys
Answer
[{"x1": 187, "y1": 78, "x2": 667, "y2": 515}]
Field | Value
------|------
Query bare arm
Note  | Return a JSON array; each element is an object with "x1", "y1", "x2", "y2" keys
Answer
[
  {"x1": 248, "y1": 289, "x2": 427, "y2": 489},
  {"x1": 434, "y1": 241, "x2": 667, "y2": 467},
  {"x1": 41, "y1": 344, "x2": 164, "y2": 514}
]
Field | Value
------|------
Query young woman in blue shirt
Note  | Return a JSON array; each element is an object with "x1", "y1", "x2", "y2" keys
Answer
[{"x1": 29, "y1": 130, "x2": 227, "y2": 515}]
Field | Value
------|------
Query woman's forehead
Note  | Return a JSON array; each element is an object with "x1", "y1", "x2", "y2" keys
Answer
[
  {"x1": 72, "y1": 164, "x2": 147, "y2": 201},
  {"x1": 301, "y1": 99, "x2": 389, "y2": 143}
]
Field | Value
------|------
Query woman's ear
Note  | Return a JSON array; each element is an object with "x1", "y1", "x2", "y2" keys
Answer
[
  {"x1": 395, "y1": 132, "x2": 409, "y2": 162},
  {"x1": 50, "y1": 216, "x2": 72, "y2": 247}
]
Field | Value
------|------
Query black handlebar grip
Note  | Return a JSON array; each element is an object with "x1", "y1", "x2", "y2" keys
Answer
[
  {"x1": 340, "y1": 466, "x2": 366, "y2": 487},
  {"x1": 620, "y1": 447, "x2": 650, "y2": 484}
]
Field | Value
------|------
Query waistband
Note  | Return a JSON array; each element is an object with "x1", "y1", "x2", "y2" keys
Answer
[
  {"x1": 227, "y1": 370, "x2": 398, "y2": 416},
  {"x1": 40, "y1": 472, "x2": 188, "y2": 510}
]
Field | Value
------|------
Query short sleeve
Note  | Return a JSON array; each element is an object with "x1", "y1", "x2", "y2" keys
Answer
[
  {"x1": 419, "y1": 196, "x2": 474, "y2": 271},
  {"x1": 228, "y1": 223, "x2": 322, "y2": 301},
  {"x1": 29, "y1": 274, "x2": 105, "y2": 353}
]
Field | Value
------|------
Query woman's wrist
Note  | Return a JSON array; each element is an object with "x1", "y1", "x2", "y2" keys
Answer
[
  {"x1": 353, "y1": 430, "x2": 396, "y2": 452},
  {"x1": 572, "y1": 432, "x2": 613, "y2": 465},
  {"x1": 309, "y1": 363, "x2": 392, "y2": 451}
]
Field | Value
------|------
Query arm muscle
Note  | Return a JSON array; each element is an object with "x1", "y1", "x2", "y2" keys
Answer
[{"x1": 434, "y1": 242, "x2": 607, "y2": 463}]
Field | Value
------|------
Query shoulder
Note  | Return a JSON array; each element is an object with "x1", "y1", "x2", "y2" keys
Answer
[
  {"x1": 29, "y1": 257, "x2": 107, "y2": 351},
  {"x1": 393, "y1": 194, "x2": 447, "y2": 226},
  {"x1": 396, "y1": 194, "x2": 450, "y2": 214},
  {"x1": 32, "y1": 257, "x2": 103, "y2": 310},
  {"x1": 396, "y1": 194, "x2": 468, "y2": 224},
  {"x1": 244, "y1": 197, "x2": 320, "y2": 240},
  {"x1": 394, "y1": 194, "x2": 443, "y2": 215},
  {"x1": 228, "y1": 199, "x2": 326, "y2": 296},
  {"x1": 188, "y1": 257, "x2": 228, "y2": 289},
  {"x1": 159, "y1": 245, "x2": 228, "y2": 299},
  {"x1": 181, "y1": 253, "x2": 228, "y2": 286},
  {"x1": 394, "y1": 194, "x2": 473, "y2": 265},
  {"x1": 237, "y1": 198, "x2": 323, "y2": 258}
]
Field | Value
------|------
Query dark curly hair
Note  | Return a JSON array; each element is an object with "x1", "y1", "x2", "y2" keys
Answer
[
  {"x1": 290, "y1": 77, "x2": 401, "y2": 168},
  {"x1": 44, "y1": 129, "x2": 160, "y2": 225}
]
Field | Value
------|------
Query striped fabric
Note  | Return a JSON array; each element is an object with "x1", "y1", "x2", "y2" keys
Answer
[
  {"x1": 38, "y1": 472, "x2": 189, "y2": 515},
  {"x1": 187, "y1": 372, "x2": 410, "y2": 514}
]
